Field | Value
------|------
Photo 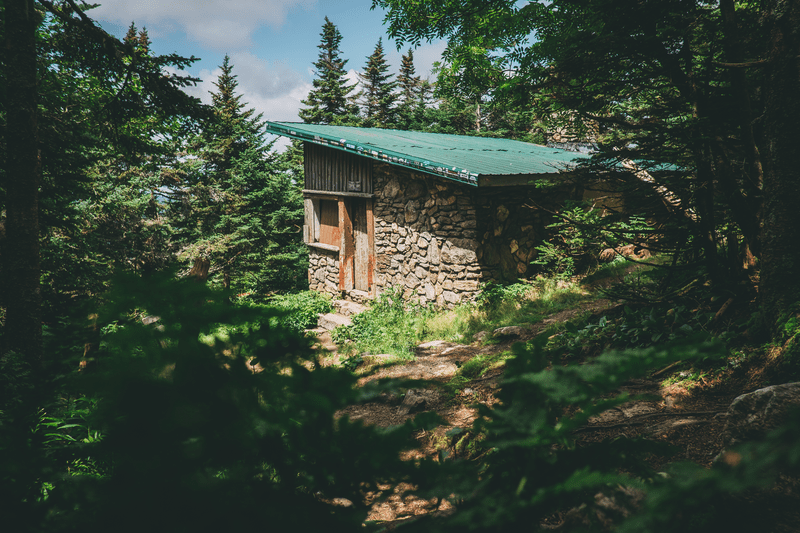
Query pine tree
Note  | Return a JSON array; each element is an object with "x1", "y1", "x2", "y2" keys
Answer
[
  {"x1": 394, "y1": 48, "x2": 421, "y2": 130},
  {"x1": 176, "y1": 56, "x2": 304, "y2": 290},
  {"x1": 356, "y1": 38, "x2": 398, "y2": 128},
  {"x1": 299, "y1": 17, "x2": 359, "y2": 125}
]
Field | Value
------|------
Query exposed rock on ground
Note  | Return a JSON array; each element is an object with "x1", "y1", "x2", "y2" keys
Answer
[
  {"x1": 492, "y1": 325, "x2": 530, "y2": 338},
  {"x1": 333, "y1": 299, "x2": 368, "y2": 316},
  {"x1": 720, "y1": 382, "x2": 800, "y2": 447},
  {"x1": 317, "y1": 312, "x2": 351, "y2": 331}
]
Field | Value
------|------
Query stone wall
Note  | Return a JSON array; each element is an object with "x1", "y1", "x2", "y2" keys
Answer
[
  {"x1": 372, "y1": 163, "x2": 573, "y2": 307},
  {"x1": 307, "y1": 246, "x2": 340, "y2": 295}
]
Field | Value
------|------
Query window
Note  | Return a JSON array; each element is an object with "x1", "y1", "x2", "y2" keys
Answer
[
  {"x1": 318, "y1": 200, "x2": 340, "y2": 247},
  {"x1": 305, "y1": 197, "x2": 341, "y2": 251}
]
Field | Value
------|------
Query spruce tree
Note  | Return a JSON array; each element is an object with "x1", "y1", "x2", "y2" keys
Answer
[
  {"x1": 395, "y1": 48, "x2": 421, "y2": 130},
  {"x1": 356, "y1": 38, "x2": 398, "y2": 128},
  {"x1": 299, "y1": 17, "x2": 359, "y2": 125},
  {"x1": 176, "y1": 56, "x2": 303, "y2": 290}
]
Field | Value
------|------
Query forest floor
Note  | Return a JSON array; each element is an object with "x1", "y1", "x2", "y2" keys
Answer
[{"x1": 311, "y1": 293, "x2": 799, "y2": 530}]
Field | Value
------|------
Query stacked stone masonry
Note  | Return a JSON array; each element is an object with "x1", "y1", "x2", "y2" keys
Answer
[
  {"x1": 370, "y1": 163, "x2": 573, "y2": 308},
  {"x1": 308, "y1": 247, "x2": 340, "y2": 295}
]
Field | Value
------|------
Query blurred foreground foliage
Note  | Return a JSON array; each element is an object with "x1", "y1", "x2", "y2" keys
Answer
[
  {"x1": 0, "y1": 273, "x2": 438, "y2": 532},
  {"x1": 3, "y1": 273, "x2": 800, "y2": 532}
]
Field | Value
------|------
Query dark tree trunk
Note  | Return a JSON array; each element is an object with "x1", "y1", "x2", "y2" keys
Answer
[
  {"x1": 2, "y1": 0, "x2": 42, "y2": 366},
  {"x1": 188, "y1": 258, "x2": 210, "y2": 281},
  {"x1": 718, "y1": 0, "x2": 763, "y2": 264},
  {"x1": 760, "y1": 0, "x2": 800, "y2": 330}
]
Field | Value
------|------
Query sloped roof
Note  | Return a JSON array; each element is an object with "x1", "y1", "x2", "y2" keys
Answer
[{"x1": 265, "y1": 122, "x2": 588, "y2": 186}]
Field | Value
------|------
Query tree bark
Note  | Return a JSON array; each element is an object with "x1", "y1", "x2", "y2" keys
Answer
[
  {"x1": 188, "y1": 258, "x2": 210, "y2": 281},
  {"x1": 760, "y1": 0, "x2": 800, "y2": 329},
  {"x1": 2, "y1": 0, "x2": 42, "y2": 366}
]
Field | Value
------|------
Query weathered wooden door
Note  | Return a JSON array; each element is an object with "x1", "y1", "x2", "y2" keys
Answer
[{"x1": 352, "y1": 199, "x2": 370, "y2": 292}]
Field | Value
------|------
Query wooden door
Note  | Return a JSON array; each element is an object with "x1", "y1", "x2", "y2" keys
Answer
[{"x1": 353, "y1": 199, "x2": 370, "y2": 292}]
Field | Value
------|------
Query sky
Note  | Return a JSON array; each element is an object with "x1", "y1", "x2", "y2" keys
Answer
[{"x1": 92, "y1": 0, "x2": 447, "y2": 133}]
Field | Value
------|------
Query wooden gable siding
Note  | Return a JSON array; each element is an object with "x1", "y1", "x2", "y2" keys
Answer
[{"x1": 304, "y1": 143, "x2": 372, "y2": 194}]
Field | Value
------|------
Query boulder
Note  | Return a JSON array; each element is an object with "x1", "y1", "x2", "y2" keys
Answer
[
  {"x1": 406, "y1": 181, "x2": 426, "y2": 199},
  {"x1": 424, "y1": 282, "x2": 436, "y2": 301},
  {"x1": 496, "y1": 204, "x2": 510, "y2": 223},
  {"x1": 443, "y1": 291, "x2": 459, "y2": 304},
  {"x1": 333, "y1": 300, "x2": 368, "y2": 316},
  {"x1": 454, "y1": 280, "x2": 479, "y2": 292},
  {"x1": 383, "y1": 178, "x2": 401, "y2": 199},
  {"x1": 428, "y1": 238, "x2": 441, "y2": 265},
  {"x1": 417, "y1": 340, "x2": 453, "y2": 351},
  {"x1": 398, "y1": 389, "x2": 440, "y2": 416},
  {"x1": 720, "y1": 382, "x2": 800, "y2": 448},
  {"x1": 404, "y1": 199, "x2": 420, "y2": 224},
  {"x1": 473, "y1": 331, "x2": 490, "y2": 343},
  {"x1": 492, "y1": 325, "x2": 529, "y2": 338}
]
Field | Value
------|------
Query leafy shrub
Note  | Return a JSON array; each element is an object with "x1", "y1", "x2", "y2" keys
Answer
[
  {"x1": 474, "y1": 281, "x2": 533, "y2": 310},
  {"x1": 267, "y1": 290, "x2": 334, "y2": 332},
  {"x1": 465, "y1": 278, "x2": 588, "y2": 341},
  {"x1": 532, "y1": 201, "x2": 648, "y2": 278},
  {"x1": 332, "y1": 289, "x2": 433, "y2": 359},
  {"x1": 773, "y1": 305, "x2": 800, "y2": 378},
  {"x1": 551, "y1": 305, "x2": 715, "y2": 361}
]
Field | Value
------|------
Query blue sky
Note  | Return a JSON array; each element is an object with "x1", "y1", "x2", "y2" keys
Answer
[{"x1": 92, "y1": 0, "x2": 446, "y2": 125}]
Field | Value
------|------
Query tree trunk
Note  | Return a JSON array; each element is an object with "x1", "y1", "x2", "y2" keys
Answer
[
  {"x1": 188, "y1": 258, "x2": 210, "y2": 281},
  {"x1": 760, "y1": 0, "x2": 800, "y2": 330},
  {"x1": 2, "y1": 0, "x2": 42, "y2": 366}
]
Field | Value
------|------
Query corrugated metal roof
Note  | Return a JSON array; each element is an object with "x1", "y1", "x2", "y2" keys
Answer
[{"x1": 265, "y1": 122, "x2": 588, "y2": 186}]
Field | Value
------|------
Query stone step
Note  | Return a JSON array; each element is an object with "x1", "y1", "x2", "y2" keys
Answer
[
  {"x1": 318, "y1": 313, "x2": 352, "y2": 331},
  {"x1": 333, "y1": 299, "x2": 368, "y2": 316}
]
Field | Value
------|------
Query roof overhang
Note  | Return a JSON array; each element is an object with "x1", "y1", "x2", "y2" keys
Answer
[
  {"x1": 266, "y1": 121, "x2": 481, "y2": 185},
  {"x1": 265, "y1": 122, "x2": 593, "y2": 187}
]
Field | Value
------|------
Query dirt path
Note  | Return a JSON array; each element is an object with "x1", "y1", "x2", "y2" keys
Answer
[{"x1": 314, "y1": 298, "x2": 747, "y2": 525}]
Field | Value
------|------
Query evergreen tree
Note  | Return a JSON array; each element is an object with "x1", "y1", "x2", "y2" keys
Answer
[
  {"x1": 299, "y1": 17, "x2": 359, "y2": 125},
  {"x1": 432, "y1": 48, "x2": 504, "y2": 134},
  {"x1": 356, "y1": 38, "x2": 398, "y2": 128},
  {"x1": 395, "y1": 48, "x2": 422, "y2": 130},
  {"x1": 175, "y1": 56, "x2": 303, "y2": 291}
]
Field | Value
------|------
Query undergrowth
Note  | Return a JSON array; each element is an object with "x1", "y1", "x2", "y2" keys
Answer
[
  {"x1": 332, "y1": 289, "x2": 440, "y2": 359},
  {"x1": 332, "y1": 279, "x2": 591, "y2": 362},
  {"x1": 266, "y1": 290, "x2": 334, "y2": 332}
]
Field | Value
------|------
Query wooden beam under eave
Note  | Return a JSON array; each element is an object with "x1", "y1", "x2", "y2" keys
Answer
[{"x1": 477, "y1": 173, "x2": 566, "y2": 187}]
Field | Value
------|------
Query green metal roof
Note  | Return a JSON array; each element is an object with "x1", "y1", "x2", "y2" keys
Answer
[{"x1": 265, "y1": 122, "x2": 588, "y2": 186}]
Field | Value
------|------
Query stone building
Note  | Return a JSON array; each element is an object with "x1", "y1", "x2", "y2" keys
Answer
[{"x1": 265, "y1": 122, "x2": 587, "y2": 307}]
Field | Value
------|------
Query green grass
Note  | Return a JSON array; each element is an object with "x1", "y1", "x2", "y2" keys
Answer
[
  {"x1": 463, "y1": 277, "x2": 590, "y2": 339},
  {"x1": 332, "y1": 277, "x2": 596, "y2": 362}
]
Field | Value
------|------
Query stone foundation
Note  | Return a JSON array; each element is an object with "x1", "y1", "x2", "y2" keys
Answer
[{"x1": 307, "y1": 247, "x2": 340, "y2": 295}]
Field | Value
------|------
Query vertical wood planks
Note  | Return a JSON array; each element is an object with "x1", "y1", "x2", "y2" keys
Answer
[
  {"x1": 304, "y1": 143, "x2": 372, "y2": 193},
  {"x1": 366, "y1": 198, "x2": 375, "y2": 294},
  {"x1": 339, "y1": 199, "x2": 354, "y2": 291}
]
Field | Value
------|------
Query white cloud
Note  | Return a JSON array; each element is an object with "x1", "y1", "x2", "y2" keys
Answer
[
  {"x1": 383, "y1": 40, "x2": 446, "y2": 82},
  {"x1": 175, "y1": 51, "x2": 312, "y2": 123},
  {"x1": 411, "y1": 40, "x2": 447, "y2": 81},
  {"x1": 92, "y1": 0, "x2": 315, "y2": 50}
]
